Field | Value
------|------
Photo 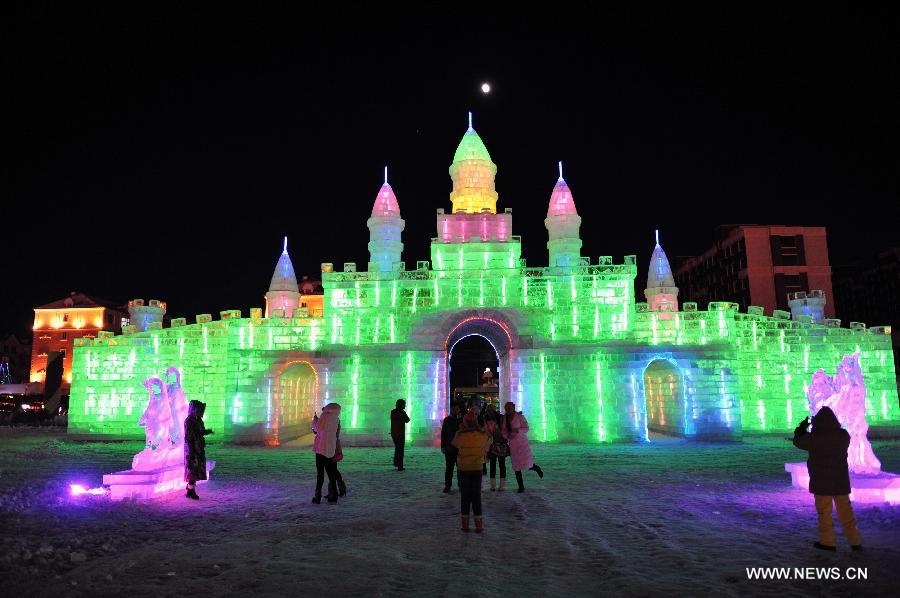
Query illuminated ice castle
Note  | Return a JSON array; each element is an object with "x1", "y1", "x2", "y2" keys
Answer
[{"x1": 68, "y1": 116, "x2": 899, "y2": 444}]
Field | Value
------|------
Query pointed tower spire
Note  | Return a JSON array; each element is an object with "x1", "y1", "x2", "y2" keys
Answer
[
  {"x1": 368, "y1": 167, "x2": 405, "y2": 272},
  {"x1": 545, "y1": 163, "x2": 582, "y2": 269},
  {"x1": 448, "y1": 113, "x2": 498, "y2": 214},
  {"x1": 265, "y1": 239, "x2": 300, "y2": 317},
  {"x1": 371, "y1": 168, "x2": 401, "y2": 217},
  {"x1": 645, "y1": 231, "x2": 679, "y2": 314}
]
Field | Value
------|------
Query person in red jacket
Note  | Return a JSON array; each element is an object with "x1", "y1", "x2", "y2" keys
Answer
[
  {"x1": 390, "y1": 399, "x2": 410, "y2": 470},
  {"x1": 792, "y1": 406, "x2": 863, "y2": 551}
]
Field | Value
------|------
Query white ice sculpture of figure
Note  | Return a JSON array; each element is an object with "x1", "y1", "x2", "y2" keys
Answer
[
  {"x1": 132, "y1": 367, "x2": 189, "y2": 471},
  {"x1": 806, "y1": 352, "x2": 881, "y2": 475}
]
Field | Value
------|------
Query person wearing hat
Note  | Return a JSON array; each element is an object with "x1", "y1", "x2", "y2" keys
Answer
[
  {"x1": 183, "y1": 399, "x2": 213, "y2": 500},
  {"x1": 451, "y1": 410, "x2": 492, "y2": 532},
  {"x1": 792, "y1": 406, "x2": 863, "y2": 551}
]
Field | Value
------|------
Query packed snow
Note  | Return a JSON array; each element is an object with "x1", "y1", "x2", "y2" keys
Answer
[{"x1": 1, "y1": 428, "x2": 898, "y2": 597}]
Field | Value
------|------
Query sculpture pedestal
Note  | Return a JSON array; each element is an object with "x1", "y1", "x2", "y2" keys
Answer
[
  {"x1": 103, "y1": 461, "x2": 216, "y2": 501},
  {"x1": 785, "y1": 462, "x2": 900, "y2": 505}
]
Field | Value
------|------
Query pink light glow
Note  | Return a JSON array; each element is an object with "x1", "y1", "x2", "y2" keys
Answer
[
  {"x1": 371, "y1": 183, "x2": 400, "y2": 217},
  {"x1": 70, "y1": 484, "x2": 107, "y2": 496}
]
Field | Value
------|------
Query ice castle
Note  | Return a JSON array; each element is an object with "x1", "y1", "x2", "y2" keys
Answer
[{"x1": 68, "y1": 116, "x2": 900, "y2": 444}]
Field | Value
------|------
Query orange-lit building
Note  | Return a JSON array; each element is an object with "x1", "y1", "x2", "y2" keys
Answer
[{"x1": 30, "y1": 292, "x2": 129, "y2": 395}]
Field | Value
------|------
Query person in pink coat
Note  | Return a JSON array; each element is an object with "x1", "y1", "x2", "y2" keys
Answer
[
  {"x1": 502, "y1": 402, "x2": 544, "y2": 492},
  {"x1": 312, "y1": 403, "x2": 342, "y2": 503}
]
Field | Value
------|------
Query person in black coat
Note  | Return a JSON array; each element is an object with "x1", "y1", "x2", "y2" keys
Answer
[
  {"x1": 390, "y1": 399, "x2": 410, "y2": 470},
  {"x1": 184, "y1": 400, "x2": 213, "y2": 500},
  {"x1": 441, "y1": 405, "x2": 462, "y2": 493},
  {"x1": 793, "y1": 406, "x2": 863, "y2": 551}
]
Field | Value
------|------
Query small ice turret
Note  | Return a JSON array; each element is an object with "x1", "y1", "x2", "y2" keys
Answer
[
  {"x1": 788, "y1": 290, "x2": 826, "y2": 324},
  {"x1": 645, "y1": 231, "x2": 679, "y2": 314},
  {"x1": 367, "y1": 167, "x2": 405, "y2": 273},
  {"x1": 265, "y1": 237, "x2": 301, "y2": 317},
  {"x1": 128, "y1": 299, "x2": 167, "y2": 331},
  {"x1": 544, "y1": 161, "x2": 582, "y2": 269}
]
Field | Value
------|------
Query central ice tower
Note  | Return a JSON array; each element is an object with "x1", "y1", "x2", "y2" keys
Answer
[{"x1": 432, "y1": 114, "x2": 520, "y2": 272}]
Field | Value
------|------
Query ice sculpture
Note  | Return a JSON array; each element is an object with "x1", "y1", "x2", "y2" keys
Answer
[
  {"x1": 806, "y1": 352, "x2": 880, "y2": 475},
  {"x1": 132, "y1": 367, "x2": 190, "y2": 471},
  {"x1": 786, "y1": 352, "x2": 898, "y2": 504},
  {"x1": 103, "y1": 367, "x2": 214, "y2": 500}
]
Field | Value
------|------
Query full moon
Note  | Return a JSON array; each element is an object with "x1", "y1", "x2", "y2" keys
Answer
[{"x1": 481, "y1": 82, "x2": 491, "y2": 94}]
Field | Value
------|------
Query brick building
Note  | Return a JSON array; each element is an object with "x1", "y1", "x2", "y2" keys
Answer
[
  {"x1": 673, "y1": 225, "x2": 834, "y2": 318},
  {"x1": 30, "y1": 292, "x2": 129, "y2": 396}
]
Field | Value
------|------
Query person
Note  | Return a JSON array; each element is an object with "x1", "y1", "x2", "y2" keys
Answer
[
  {"x1": 184, "y1": 400, "x2": 213, "y2": 500},
  {"x1": 312, "y1": 403, "x2": 342, "y2": 503},
  {"x1": 792, "y1": 407, "x2": 863, "y2": 551},
  {"x1": 483, "y1": 404, "x2": 508, "y2": 491},
  {"x1": 441, "y1": 404, "x2": 462, "y2": 493},
  {"x1": 451, "y1": 411, "x2": 492, "y2": 532},
  {"x1": 502, "y1": 402, "x2": 544, "y2": 492},
  {"x1": 332, "y1": 416, "x2": 347, "y2": 498},
  {"x1": 390, "y1": 399, "x2": 410, "y2": 470}
]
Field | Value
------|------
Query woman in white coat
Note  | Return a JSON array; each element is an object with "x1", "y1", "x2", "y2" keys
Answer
[
  {"x1": 502, "y1": 402, "x2": 544, "y2": 492},
  {"x1": 312, "y1": 403, "x2": 342, "y2": 503}
]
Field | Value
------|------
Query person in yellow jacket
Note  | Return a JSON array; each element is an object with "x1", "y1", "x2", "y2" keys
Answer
[{"x1": 451, "y1": 410, "x2": 493, "y2": 533}]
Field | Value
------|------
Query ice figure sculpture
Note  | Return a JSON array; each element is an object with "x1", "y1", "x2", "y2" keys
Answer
[
  {"x1": 103, "y1": 367, "x2": 214, "y2": 499},
  {"x1": 132, "y1": 367, "x2": 190, "y2": 471},
  {"x1": 785, "y1": 352, "x2": 898, "y2": 504},
  {"x1": 806, "y1": 352, "x2": 880, "y2": 475}
]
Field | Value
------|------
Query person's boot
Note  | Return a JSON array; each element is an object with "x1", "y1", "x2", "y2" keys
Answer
[
  {"x1": 490, "y1": 478, "x2": 496, "y2": 492},
  {"x1": 326, "y1": 481, "x2": 339, "y2": 503},
  {"x1": 312, "y1": 491, "x2": 322, "y2": 504},
  {"x1": 851, "y1": 545, "x2": 863, "y2": 552},
  {"x1": 461, "y1": 515, "x2": 470, "y2": 532},
  {"x1": 516, "y1": 471, "x2": 525, "y2": 493},
  {"x1": 530, "y1": 464, "x2": 544, "y2": 478},
  {"x1": 186, "y1": 486, "x2": 199, "y2": 500},
  {"x1": 337, "y1": 479, "x2": 347, "y2": 497},
  {"x1": 813, "y1": 542, "x2": 836, "y2": 552},
  {"x1": 443, "y1": 485, "x2": 451, "y2": 493},
  {"x1": 474, "y1": 516, "x2": 484, "y2": 533},
  {"x1": 499, "y1": 478, "x2": 506, "y2": 492}
]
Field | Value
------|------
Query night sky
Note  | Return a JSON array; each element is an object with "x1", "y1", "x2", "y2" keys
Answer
[{"x1": 6, "y1": 4, "x2": 898, "y2": 337}]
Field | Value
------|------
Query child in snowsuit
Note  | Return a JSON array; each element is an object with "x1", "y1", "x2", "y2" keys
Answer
[
  {"x1": 792, "y1": 406, "x2": 863, "y2": 551},
  {"x1": 184, "y1": 400, "x2": 213, "y2": 500},
  {"x1": 451, "y1": 411, "x2": 492, "y2": 532}
]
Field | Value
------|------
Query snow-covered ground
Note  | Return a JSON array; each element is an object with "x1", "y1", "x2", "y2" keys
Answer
[{"x1": 1, "y1": 428, "x2": 898, "y2": 597}]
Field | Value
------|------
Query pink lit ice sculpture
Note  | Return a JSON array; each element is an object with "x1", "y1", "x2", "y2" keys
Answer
[
  {"x1": 785, "y1": 352, "x2": 898, "y2": 504},
  {"x1": 102, "y1": 367, "x2": 214, "y2": 500},
  {"x1": 806, "y1": 352, "x2": 881, "y2": 475},
  {"x1": 132, "y1": 367, "x2": 189, "y2": 471}
]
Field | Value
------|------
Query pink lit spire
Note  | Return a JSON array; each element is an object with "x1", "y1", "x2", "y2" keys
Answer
[
  {"x1": 547, "y1": 161, "x2": 578, "y2": 217},
  {"x1": 371, "y1": 166, "x2": 401, "y2": 217}
]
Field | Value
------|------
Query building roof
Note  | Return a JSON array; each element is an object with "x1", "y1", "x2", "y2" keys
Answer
[
  {"x1": 547, "y1": 164, "x2": 578, "y2": 217},
  {"x1": 36, "y1": 292, "x2": 126, "y2": 311},
  {"x1": 452, "y1": 124, "x2": 492, "y2": 163},
  {"x1": 648, "y1": 240, "x2": 676, "y2": 288},
  {"x1": 269, "y1": 243, "x2": 300, "y2": 293},
  {"x1": 371, "y1": 181, "x2": 401, "y2": 218}
]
